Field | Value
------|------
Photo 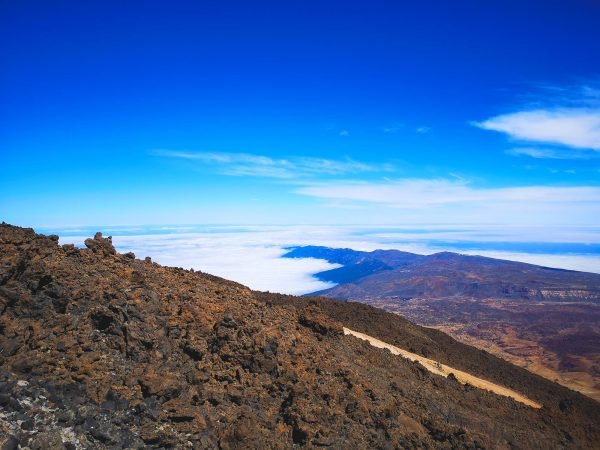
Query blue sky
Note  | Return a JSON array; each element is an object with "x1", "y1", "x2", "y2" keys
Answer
[{"x1": 2, "y1": 1, "x2": 600, "y2": 230}]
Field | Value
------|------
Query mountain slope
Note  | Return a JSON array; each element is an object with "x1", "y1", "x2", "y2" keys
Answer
[
  {"x1": 286, "y1": 245, "x2": 600, "y2": 401},
  {"x1": 1, "y1": 225, "x2": 599, "y2": 448}
]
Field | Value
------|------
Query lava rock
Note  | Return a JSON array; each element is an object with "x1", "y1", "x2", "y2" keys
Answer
[
  {"x1": 29, "y1": 431, "x2": 65, "y2": 450},
  {"x1": 84, "y1": 232, "x2": 116, "y2": 256}
]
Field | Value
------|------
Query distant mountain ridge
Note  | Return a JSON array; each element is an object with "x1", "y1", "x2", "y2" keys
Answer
[{"x1": 283, "y1": 246, "x2": 600, "y2": 302}]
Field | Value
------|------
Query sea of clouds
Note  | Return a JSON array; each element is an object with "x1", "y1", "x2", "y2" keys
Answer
[{"x1": 50, "y1": 225, "x2": 600, "y2": 295}]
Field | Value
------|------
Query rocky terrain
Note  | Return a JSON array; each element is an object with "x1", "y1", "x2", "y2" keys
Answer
[
  {"x1": 285, "y1": 246, "x2": 600, "y2": 401},
  {"x1": 1, "y1": 225, "x2": 600, "y2": 449}
]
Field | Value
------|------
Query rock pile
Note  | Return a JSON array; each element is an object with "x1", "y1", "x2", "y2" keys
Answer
[{"x1": 84, "y1": 232, "x2": 116, "y2": 256}]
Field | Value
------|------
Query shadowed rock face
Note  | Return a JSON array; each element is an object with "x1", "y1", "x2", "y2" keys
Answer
[{"x1": 1, "y1": 225, "x2": 600, "y2": 449}]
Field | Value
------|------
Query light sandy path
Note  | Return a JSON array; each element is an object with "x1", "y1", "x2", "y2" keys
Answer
[{"x1": 343, "y1": 327, "x2": 542, "y2": 409}]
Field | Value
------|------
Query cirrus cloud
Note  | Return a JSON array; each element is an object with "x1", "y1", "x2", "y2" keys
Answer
[
  {"x1": 152, "y1": 150, "x2": 392, "y2": 179},
  {"x1": 506, "y1": 146, "x2": 599, "y2": 159}
]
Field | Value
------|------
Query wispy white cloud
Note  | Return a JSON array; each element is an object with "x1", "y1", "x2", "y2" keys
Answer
[
  {"x1": 475, "y1": 108, "x2": 600, "y2": 150},
  {"x1": 383, "y1": 123, "x2": 402, "y2": 133},
  {"x1": 506, "y1": 147, "x2": 599, "y2": 159},
  {"x1": 548, "y1": 168, "x2": 577, "y2": 175},
  {"x1": 416, "y1": 126, "x2": 431, "y2": 133},
  {"x1": 474, "y1": 84, "x2": 600, "y2": 155},
  {"x1": 339, "y1": 129, "x2": 349, "y2": 136},
  {"x1": 525, "y1": 83, "x2": 600, "y2": 108},
  {"x1": 153, "y1": 150, "x2": 389, "y2": 179},
  {"x1": 297, "y1": 179, "x2": 600, "y2": 207},
  {"x1": 295, "y1": 178, "x2": 600, "y2": 226}
]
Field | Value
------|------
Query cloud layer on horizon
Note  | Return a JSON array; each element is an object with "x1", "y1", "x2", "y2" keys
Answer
[{"x1": 56, "y1": 225, "x2": 600, "y2": 295}]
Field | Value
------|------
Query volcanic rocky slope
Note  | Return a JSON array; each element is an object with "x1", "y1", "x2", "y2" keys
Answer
[{"x1": 1, "y1": 225, "x2": 600, "y2": 449}]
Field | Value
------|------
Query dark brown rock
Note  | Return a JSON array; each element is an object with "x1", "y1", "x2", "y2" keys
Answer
[
  {"x1": 29, "y1": 431, "x2": 65, "y2": 450},
  {"x1": 84, "y1": 232, "x2": 116, "y2": 256},
  {"x1": 299, "y1": 305, "x2": 343, "y2": 336},
  {"x1": 0, "y1": 434, "x2": 19, "y2": 450}
]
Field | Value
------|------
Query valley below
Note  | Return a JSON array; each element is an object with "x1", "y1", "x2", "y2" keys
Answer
[{"x1": 364, "y1": 296, "x2": 600, "y2": 401}]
